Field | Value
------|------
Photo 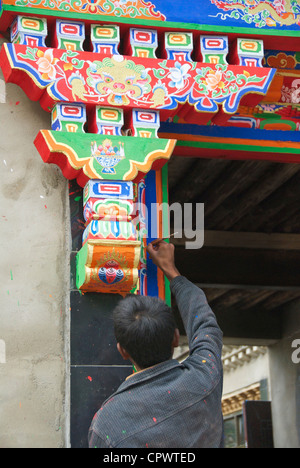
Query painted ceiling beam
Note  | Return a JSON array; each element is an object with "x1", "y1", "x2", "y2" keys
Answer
[
  {"x1": 159, "y1": 123, "x2": 300, "y2": 163},
  {"x1": 0, "y1": 43, "x2": 276, "y2": 123},
  {"x1": 0, "y1": 0, "x2": 300, "y2": 43}
]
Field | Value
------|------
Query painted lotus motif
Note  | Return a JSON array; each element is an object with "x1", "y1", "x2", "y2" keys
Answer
[
  {"x1": 169, "y1": 62, "x2": 191, "y2": 89},
  {"x1": 36, "y1": 49, "x2": 58, "y2": 81}
]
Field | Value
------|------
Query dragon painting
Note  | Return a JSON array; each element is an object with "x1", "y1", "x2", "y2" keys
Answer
[
  {"x1": 86, "y1": 56, "x2": 152, "y2": 106},
  {"x1": 210, "y1": 0, "x2": 300, "y2": 27}
]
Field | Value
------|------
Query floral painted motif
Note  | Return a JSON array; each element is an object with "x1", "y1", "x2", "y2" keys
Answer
[
  {"x1": 81, "y1": 0, "x2": 107, "y2": 13},
  {"x1": 191, "y1": 64, "x2": 275, "y2": 113},
  {"x1": 204, "y1": 69, "x2": 224, "y2": 91},
  {"x1": 274, "y1": 0, "x2": 287, "y2": 15},
  {"x1": 169, "y1": 62, "x2": 191, "y2": 89},
  {"x1": 210, "y1": 0, "x2": 300, "y2": 28},
  {"x1": 13, "y1": 0, "x2": 166, "y2": 20},
  {"x1": 281, "y1": 78, "x2": 300, "y2": 104},
  {"x1": 36, "y1": 49, "x2": 58, "y2": 81}
]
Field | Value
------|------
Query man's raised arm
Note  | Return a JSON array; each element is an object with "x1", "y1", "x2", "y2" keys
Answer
[{"x1": 147, "y1": 242, "x2": 223, "y2": 370}]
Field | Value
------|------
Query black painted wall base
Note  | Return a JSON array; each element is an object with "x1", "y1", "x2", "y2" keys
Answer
[{"x1": 69, "y1": 181, "x2": 132, "y2": 448}]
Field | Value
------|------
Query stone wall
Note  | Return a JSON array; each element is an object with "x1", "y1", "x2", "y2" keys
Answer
[{"x1": 0, "y1": 59, "x2": 69, "y2": 447}]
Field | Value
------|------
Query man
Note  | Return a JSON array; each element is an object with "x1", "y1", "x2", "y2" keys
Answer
[{"x1": 88, "y1": 241, "x2": 224, "y2": 448}]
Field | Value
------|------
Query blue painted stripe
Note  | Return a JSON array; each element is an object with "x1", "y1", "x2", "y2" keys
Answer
[
  {"x1": 160, "y1": 122, "x2": 300, "y2": 143},
  {"x1": 145, "y1": 170, "x2": 159, "y2": 298}
]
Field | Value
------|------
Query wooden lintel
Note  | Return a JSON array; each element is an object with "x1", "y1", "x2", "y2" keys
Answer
[
  {"x1": 173, "y1": 230, "x2": 300, "y2": 251},
  {"x1": 174, "y1": 246, "x2": 300, "y2": 289},
  {"x1": 214, "y1": 306, "x2": 282, "y2": 344},
  {"x1": 173, "y1": 290, "x2": 283, "y2": 344}
]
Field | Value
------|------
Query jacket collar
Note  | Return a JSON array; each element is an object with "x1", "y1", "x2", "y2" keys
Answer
[{"x1": 118, "y1": 359, "x2": 180, "y2": 392}]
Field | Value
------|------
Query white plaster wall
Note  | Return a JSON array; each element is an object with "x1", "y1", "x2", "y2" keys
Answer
[
  {"x1": 0, "y1": 60, "x2": 69, "y2": 447},
  {"x1": 223, "y1": 352, "x2": 269, "y2": 397},
  {"x1": 268, "y1": 301, "x2": 300, "y2": 449}
]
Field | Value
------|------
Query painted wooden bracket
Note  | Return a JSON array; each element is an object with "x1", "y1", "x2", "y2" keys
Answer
[
  {"x1": 233, "y1": 39, "x2": 265, "y2": 68},
  {"x1": 11, "y1": 15, "x2": 47, "y2": 47},
  {"x1": 128, "y1": 28, "x2": 158, "y2": 58},
  {"x1": 76, "y1": 239, "x2": 141, "y2": 294},
  {"x1": 53, "y1": 20, "x2": 85, "y2": 51},
  {"x1": 51, "y1": 102, "x2": 86, "y2": 133},
  {"x1": 0, "y1": 43, "x2": 276, "y2": 125},
  {"x1": 90, "y1": 106, "x2": 124, "y2": 136},
  {"x1": 90, "y1": 24, "x2": 120, "y2": 55},
  {"x1": 34, "y1": 130, "x2": 177, "y2": 187},
  {"x1": 130, "y1": 109, "x2": 160, "y2": 138},
  {"x1": 83, "y1": 180, "x2": 135, "y2": 224},
  {"x1": 200, "y1": 36, "x2": 228, "y2": 65},
  {"x1": 164, "y1": 32, "x2": 193, "y2": 62}
]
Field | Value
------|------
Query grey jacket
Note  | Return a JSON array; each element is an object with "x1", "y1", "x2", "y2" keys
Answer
[{"x1": 88, "y1": 276, "x2": 224, "y2": 448}]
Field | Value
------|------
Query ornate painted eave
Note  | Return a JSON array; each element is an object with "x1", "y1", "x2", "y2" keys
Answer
[
  {"x1": 0, "y1": 43, "x2": 276, "y2": 125},
  {"x1": 34, "y1": 130, "x2": 176, "y2": 186},
  {"x1": 0, "y1": 0, "x2": 167, "y2": 29},
  {"x1": 0, "y1": 0, "x2": 299, "y2": 38}
]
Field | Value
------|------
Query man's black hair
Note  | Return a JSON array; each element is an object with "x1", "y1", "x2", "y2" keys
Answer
[{"x1": 113, "y1": 294, "x2": 177, "y2": 370}]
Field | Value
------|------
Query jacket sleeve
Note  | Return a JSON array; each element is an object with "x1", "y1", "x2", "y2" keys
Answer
[
  {"x1": 88, "y1": 418, "x2": 110, "y2": 448},
  {"x1": 171, "y1": 276, "x2": 223, "y2": 374}
]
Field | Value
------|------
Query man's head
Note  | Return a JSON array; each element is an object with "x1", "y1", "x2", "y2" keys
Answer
[{"x1": 113, "y1": 294, "x2": 180, "y2": 370}]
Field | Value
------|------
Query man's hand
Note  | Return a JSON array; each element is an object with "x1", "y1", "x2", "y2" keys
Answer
[{"x1": 147, "y1": 241, "x2": 180, "y2": 282}]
